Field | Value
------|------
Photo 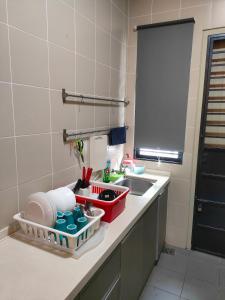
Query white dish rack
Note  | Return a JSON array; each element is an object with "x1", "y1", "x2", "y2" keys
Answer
[{"x1": 13, "y1": 207, "x2": 105, "y2": 254}]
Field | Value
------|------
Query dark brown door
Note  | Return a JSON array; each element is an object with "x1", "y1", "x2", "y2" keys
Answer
[{"x1": 192, "y1": 34, "x2": 225, "y2": 257}]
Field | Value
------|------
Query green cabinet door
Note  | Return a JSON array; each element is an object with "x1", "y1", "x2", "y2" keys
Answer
[
  {"x1": 158, "y1": 187, "x2": 168, "y2": 256},
  {"x1": 104, "y1": 276, "x2": 121, "y2": 300},
  {"x1": 79, "y1": 246, "x2": 121, "y2": 300},
  {"x1": 141, "y1": 199, "x2": 158, "y2": 285},
  {"x1": 120, "y1": 218, "x2": 143, "y2": 300}
]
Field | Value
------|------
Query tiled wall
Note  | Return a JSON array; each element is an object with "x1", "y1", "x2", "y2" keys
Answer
[
  {"x1": 126, "y1": 0, "x2": 225, "y2": 248},
  {"x1": 0, "y1": 0, "x2": 128, "y2": 234}
]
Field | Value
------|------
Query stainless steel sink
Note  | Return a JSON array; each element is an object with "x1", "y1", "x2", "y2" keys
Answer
[{"x1": 116, "y1": 177, "x2": 156, "y2": 196}]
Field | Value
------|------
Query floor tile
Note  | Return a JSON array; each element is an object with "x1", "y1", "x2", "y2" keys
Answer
[
  {"x1": 182, "y1": 276, "x2": 218, "y2": 300},
  {"x1": 166, "y1": 244, "x2": 190, "y2": 257},
  {"x1": 190, "y1": 250, "x2": 221, "y2": 264},
  {"x1": 187, "y1": 256, "x2": 219, "y2": 285},
  {"x1": 217, "y1": 288, "x2": 225, "y2": 300},
  {"x1": 220, "y1": 258, "x2": 225, "y2": 265},
  {"x1": 140, "y1": 285, "x2": 180, "y2": 300},
  {"x1": 219, "y1": 267, "x2": 225, "y2": 288},
  {"x1": 149, "y1": 266, "x2": 184, "y2": 296},
  {"x1": 158, "y1": 252, "x2": 188, "y2": 275}
]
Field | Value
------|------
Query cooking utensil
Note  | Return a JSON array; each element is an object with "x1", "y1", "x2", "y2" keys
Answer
[
  {"x1": 81, "y1": 167, "x2": 93, "y2": 188},
  {"x1": 82, "y1": 166, "x2": 86, "y2": 181},
  {"x1": 76, "y1": 139, "x2": 84, "y2": 163},
  {"x1": 98, "y1": 189, "x2": 118, "y2": 201},
  {"x1": 85, "y1": 167, "x2": 93, "y2": 186},
  {"x1": 85, "y1": 201, "x2": 94, "y2": 217},
  {"x1": 73, "y1": 179, "x2": 82, "y2": 193}
]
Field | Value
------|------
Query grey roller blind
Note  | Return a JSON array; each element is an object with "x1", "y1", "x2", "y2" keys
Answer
[{"x1": 134, "y1": 19, "x2": 194, "y2": 152}]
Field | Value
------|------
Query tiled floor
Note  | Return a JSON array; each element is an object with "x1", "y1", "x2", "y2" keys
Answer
[{"x1": 139, "y1": 248, "x2": 225, "y2": 300}]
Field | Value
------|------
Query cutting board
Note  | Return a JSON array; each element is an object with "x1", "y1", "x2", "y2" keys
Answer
[{"x1": 90, "y1": 135, "x2": 108, "y2": 171}]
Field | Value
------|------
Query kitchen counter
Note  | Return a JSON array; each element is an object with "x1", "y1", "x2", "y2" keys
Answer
[{"x1": 0, "y1": 172, "x2": 170, "y2": 300}]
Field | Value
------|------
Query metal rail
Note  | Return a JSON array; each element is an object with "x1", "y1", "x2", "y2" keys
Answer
[
  {"x1": 63, "y1": 126, "x2": 128, "y2": 143},
  {"x1": 62, "y1": 89, "x2": 129, "y2": 106}
]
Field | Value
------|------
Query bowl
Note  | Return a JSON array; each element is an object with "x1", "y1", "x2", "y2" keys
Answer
[
  {"x1": 47, "y1": 187, "x2": 75, "y2": 212},
  {"x1": 133, "y1": 165, "x2": 145, "y2": 174},
  {"x1": 24, "y1": 192, "x2": 56, "y2": 227}
]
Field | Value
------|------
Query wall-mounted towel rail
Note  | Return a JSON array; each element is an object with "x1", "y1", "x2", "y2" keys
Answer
[
  {"x1": 62, "y1": 89, "x2": 129, "y2": 106},
  {"x1": 63, "y1": 127, "x2": 129, "y2": 143}
]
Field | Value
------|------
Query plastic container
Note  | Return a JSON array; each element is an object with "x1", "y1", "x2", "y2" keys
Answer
[
  {"x1": 68, "y1": 181, "x2": 129, "y2": 223},
  {"x1": 103, "y1": 160, "x2": 111, "y2": 183},
  {"x1": 109, "y1": 172, "x2": 123, "y2": 182},
  {"x1": 133, "y1": 165, "x2": 145, "y2": 174},
  {"x1": 13, "y1": 207, "x2": 105, "y2": 255}
]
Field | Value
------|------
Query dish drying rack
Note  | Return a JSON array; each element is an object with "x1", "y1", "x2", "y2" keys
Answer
[{"x1": 13, "y1": 207, "x2": 105, "y2": 255}]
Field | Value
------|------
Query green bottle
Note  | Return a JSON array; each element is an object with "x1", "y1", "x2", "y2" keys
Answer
[{"x1": 103, "y1": 160, "x2": 111, "y2": 183}]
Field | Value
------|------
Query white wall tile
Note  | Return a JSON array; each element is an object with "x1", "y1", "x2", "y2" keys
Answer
[
  {"x1": 0, "y1": 24, "x2": 11, "y2": 82},
  {"x1": 96, "y1": 27, "x2": 110, "y2": 66},
  {"x1": 0, "y1": 0, "x2": 127, "y2": 233},
  {"x1": 96, "y1": 0, "x2": 111, "y2": 33},
  {"x1": 10, "y1": 28, "x2": 49, "y2": 87},
  {"x1": 0, "y1": 138, "x2": 17, "y2": 190},
  {"x1": 0, "y1": 187, "x2": 18, "y2": 230},
  {"x1": 48, "y1": 0, "x2": 75, "y2": 51},
  {"x1": 8, "y1": 0, "x2": 47, "y2": 39},
  {"x1": 16, "y1": 134, "x2": 51, "y2": 184},
  {"x1": 50, "y1": 89, "x2": 76, "y2": 132},
  {"x1": 0, "y1": 0, "x2": 7, "y2": 23},
  {"x1": 75, "y1": 12, "x2": 95, "y2": 60},
  {"x1": 19, "y1": 175, "x2": 52, "y2": 210},
  {"x1": 76, "y1": 55, "x2": 95, "y2": 95},
  {"x1": 13, "y1": 85, "x2": 50, "y2": 135},
  {"x1": 76, "y1": 0, "x2": 95, "y2": 22},
  {"x1": 49, "y1": 44, "x2": 75, "y2": 91},
  {"x1": 0, "y1": 83, "x2": 14, "y2": 138}
]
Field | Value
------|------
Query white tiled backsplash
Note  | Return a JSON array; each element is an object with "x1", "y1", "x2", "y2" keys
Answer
[{"x1": 0, "y1": 0, "x2": 127, "y2": 233}]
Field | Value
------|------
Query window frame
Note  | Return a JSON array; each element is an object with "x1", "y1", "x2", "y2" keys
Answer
[{"x1": 134, "y1": 148, "x2": 183, "y2": 164}]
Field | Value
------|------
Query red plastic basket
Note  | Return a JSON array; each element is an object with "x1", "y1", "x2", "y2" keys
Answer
[{"x1": 68, "y1": 181, "x2": 129, "y2": 223}]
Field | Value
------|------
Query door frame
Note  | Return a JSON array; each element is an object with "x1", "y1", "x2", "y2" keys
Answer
[{"x1": 187, "y1": 27, "x2": 225, "y2": 249}]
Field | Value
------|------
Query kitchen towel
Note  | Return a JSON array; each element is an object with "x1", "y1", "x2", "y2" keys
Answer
[{"x1": 109, "y1": 126, "x2": 126, "y2": 146}]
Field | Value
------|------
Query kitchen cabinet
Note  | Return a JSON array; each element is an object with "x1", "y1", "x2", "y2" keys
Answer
[
  {"x1": 120, "y1": 216, "x2": 143, "y2": 300},
  {"x1": 75, "y1": 186, "x2": 168, "y2": 300},
  {"x1": 120, "y1": 199, "x2": 158, "y2": 300},
  {"x1": 79, "y1": 246, "x2": 121, "y2": 300},
  {"x1": 142, "y1": 199, "x2": 158, "y2": 284},
  {"x1": 156, "y1": 187, "x2": 168, "y2": 261},
  {"x1": 104, "y1": 276, "x2": 121, "y2": 300}
]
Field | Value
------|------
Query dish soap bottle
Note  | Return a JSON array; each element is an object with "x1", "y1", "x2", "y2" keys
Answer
[{"x1": 103, "y1": 160, "x2": 111, "y2": 183}]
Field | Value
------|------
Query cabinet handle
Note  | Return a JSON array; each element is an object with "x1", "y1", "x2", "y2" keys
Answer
[
  {"x1": 197, "y1": 203, "x2": 203, "y2": 213},
  {"x1": 159, "y1": 189, "x2": 165, "y2": 196}
]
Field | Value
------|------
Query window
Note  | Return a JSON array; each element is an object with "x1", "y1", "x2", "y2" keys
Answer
[{"x1": 134, "y1": 19, "x2": 194, "y2": 164}]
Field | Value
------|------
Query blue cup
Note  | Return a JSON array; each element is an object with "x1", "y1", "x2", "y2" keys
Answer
[
  {"x1": 64, "y1": 210, "x2": 74, "y2": 225},
  {"x1": 54, "y1": 219, "x2": 68, "y2": 246},
  {"x1": 54, "y1": 219, "x2": 67, "y2": 232},
  {"x1": 73, "y1": 206, "x2": 84, "y2": 224},
  {"x1": 67, "y1": 224, "x2": 77, "y2": 235},
  {"x1": 77, "y1": 216, "x2": 88, "y2": 231},
  {"x1": 57, "y1": 211, "x2": 64, "y2": 219}
]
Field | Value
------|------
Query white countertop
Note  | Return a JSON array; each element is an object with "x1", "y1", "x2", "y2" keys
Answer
[{"x1": 0, "y1": 172, "x2": 170, "y2": 300}]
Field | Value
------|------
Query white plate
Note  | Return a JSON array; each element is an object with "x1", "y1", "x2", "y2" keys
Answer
[{"x1": 24, "y1": 192, "x2": 56, "y2": 227}]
